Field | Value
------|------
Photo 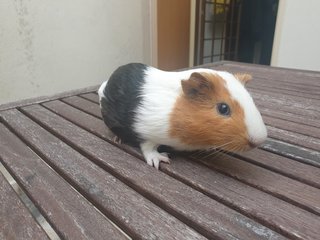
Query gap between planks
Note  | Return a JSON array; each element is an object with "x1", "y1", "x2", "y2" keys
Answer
[
  {"x1": 0, "y1": 116, "x2": 132, "y2": 240},
  {"x1": 0, "y1": 161, "x2": 60, "y2": 240}
]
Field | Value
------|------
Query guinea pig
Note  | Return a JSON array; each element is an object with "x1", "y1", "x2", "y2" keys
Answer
[{"x1": 98, "y1": 63, "x2": 267, "y2": 169}]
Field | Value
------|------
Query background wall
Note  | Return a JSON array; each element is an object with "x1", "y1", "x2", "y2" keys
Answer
[
  {"x1": 0, "y1": 0, "x2": 152, "y2": 104},
  {"x1": 271, "y1": 0, "x2": 320, "y2": 71}
]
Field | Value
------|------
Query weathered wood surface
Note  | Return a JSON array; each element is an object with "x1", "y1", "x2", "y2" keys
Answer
[
  {"x1": 0, "y1": 109, "x2": 204, "y2": 240},
  {"x1": 19, "y1": 105, "x2": 284, "y2": 239},
  {"x1": 0, "y1": 62, "x2": 319, "y2": 240},
  {"x1": 41, "y1": 100, "x2": 320, "y2": 239},
  {"x1": 0, "y1": 122, "x2": 127, "y2": 240},
  {"x1": 0, "y1": 171, "x2": 50, "y2": 240}
]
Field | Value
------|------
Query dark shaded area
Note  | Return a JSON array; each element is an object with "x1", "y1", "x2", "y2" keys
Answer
[{"x1": 238, "y1": 0, "x2": 279, "y2": 65}]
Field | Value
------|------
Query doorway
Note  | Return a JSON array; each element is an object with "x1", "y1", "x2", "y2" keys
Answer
[{"x1": 194, "y1": 0, "x2": 279, "y2": 65}]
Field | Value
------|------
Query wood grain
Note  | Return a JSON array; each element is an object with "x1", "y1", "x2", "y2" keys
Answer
[
  {"x1": 20, "y1": 104, "x2": 285, "y2": 240},
  {"x1": 234, "y1": 148, "x2": 320, "y2": 188},
  {"x1": 79, "y1": 93, "x2": 99, "y2": 103},
  {"x1": 213, "y1": 62, "x2": 320, "y2": 87},
  {"x1": 0, "y1": 122, "x2": 127, "y2": 240},
  {"x1": 0, "y1": 109, "x2": 205, "y2": 240},
  {"x1": 261, "y1": 139, "x2": 320, "y2": 168},
  {"x1": 259, "y1": 107, "x2": 320, "y2": 129},
  {"x1": 0, "y1": 171, "x2": 50, "y2": 240},
  {"x1": 196, "y1": 154, "x2": 320, "y2": 216},
  {"x1": 266, "y1": 126, "x2": 320, "y2": 151},
  {"x1": 42, "y1": 99, "x2": 320, "y2": 240},
  {"x1": 0, "y1": 86, "x2": 98, "y2": 112},
  {"x1": 62, "y1": 96, "x2": 102, "y2": 118}
]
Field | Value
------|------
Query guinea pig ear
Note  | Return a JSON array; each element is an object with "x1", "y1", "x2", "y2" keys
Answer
[
  {"x1": 181, "y1": 72, "x2": 213, "y2": 100},
  {"x1": 234, "y1": 73, "x2": 252, "y2": 85}
]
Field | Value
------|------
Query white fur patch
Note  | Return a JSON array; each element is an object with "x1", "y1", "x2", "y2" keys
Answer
[
  {"x1": 98, "y1": 80, "x2": 108, "y2": 102},
  {"x1": 133, "y1": 67, "x2": 186, "y2": 149},
  {"x1": 217, "y1": 72, "x2": 267, "y2": 145},
  {"x1": 133, "y1": 67, "x2": 217, "y2": 150}
]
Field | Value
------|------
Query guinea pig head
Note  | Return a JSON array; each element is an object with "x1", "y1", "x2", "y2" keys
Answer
[{"x1": 170, "y1": 71, "x2": 267, "y2": 152}]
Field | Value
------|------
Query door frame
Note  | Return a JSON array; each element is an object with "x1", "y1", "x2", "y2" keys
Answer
[
  {"x1": 149, "y1": 0, "x2": 196, "y2": 68},
  {"x1": 149, "y1": 0, "x2": 158, "y2": 67}
]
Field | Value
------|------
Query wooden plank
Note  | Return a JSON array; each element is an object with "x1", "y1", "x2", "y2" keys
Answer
[
  {"x1": 160, "y1": 157, "x2": 320, "y2": 240},
  {"x1": 0, "y1": 86, "x2": 98, "y2": 112},
  {"x1": 0, "y1": 109, "x2": 205, "y2": 240},
  {"x1": 248, "y1": 82, "x2": 320, "y2": 100},
  {"x1": 259, "y1": 107, "x2": 320, "y2": 129},
  {"x1": 235, "y1": 148, "x2": 320, "y2": 189},
  {"x1": 20, "y1": 104, "x2": 286, "y2": 240},
  {"x1": 43, "y1": 101, "x2": 111, "y2": 140},
  {"x1": 248, "y1": 78, "x2": 320, "y2": 92},
  {"x1": 0, "y1": 171, "x2": 50, "y2": 240},
  {"x1": 42, "y1": 100, "x2": 141, "y2": 158},
  {"x1": 261, "y1": 139, "x2": 320, "y2": 168},
  {"x1": 266, "y1": 126, "x2": 320, "y2": 151},
  {"x1": 0, "y1": 122, "x2": 127, "y2": 240},
  {"x1": 43, "y1": 100, "x2": 320, "y2": 187},
  {"x1": 42, "y1": 100, "x2": 320, "y2": 239},
  {"x1": 251, "y1": 90, "x2": 320, "y2": 110},
  {"x1": 195, "y1": 154, "x2": 320, "y2": 216},
  {"x1": 251, "y1": 92, "x2": 320, "y2": 119},
  {"x1": 214, "y1": 62, "x2": 320, "y2": 87},
  {"x1": 247, "y1": 76, "x2": 320, "y2": 93},
  {"x1": 62, "y1": 96, "x2": 102, "y2": 118},
  {"x1": 263, "y1": 115, "x2": 320, "y2": 139},
  {"x1": 80, "y1": 93, "x2": 99, "y2": 103},
  {"x1": 248, "y1": 75, "x2": 320, "y2": 92}
]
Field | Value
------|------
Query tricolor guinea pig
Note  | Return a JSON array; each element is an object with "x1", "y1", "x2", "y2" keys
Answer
[{"x1": 98, "y1": 63, "x2": 267, "y2": 169}]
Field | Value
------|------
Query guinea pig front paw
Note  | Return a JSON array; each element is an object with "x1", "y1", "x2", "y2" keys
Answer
[
  {"x1": 146, "y1": 152, "x2": 170, "y2": 170},
  {"x1": 112, "y1": 135, "x2": 122, "y2": 144},
  {"x1": 140, "y1": 142, "x2": 170, "y2": 169}
]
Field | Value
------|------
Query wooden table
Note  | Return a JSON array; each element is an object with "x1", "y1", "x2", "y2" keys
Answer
[{"x1": 0, "y1": 61, "x2": 319, "y2": 240}]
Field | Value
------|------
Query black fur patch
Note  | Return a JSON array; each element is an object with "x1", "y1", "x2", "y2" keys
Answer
[{"x1": 100, "y1": 63, "x2": 147, "y2": 146}]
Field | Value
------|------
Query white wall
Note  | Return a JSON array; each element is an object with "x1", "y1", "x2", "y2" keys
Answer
[
  {"x1": 271, "y1": 0, "x2": 320, "y2": 71},
  {"x1": 0, "y1": 0, "x2": 152, "y2": 104}
]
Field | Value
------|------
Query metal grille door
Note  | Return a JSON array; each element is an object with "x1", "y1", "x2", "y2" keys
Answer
[{"x1": 195, "y1": 0, "x2": 242, "y2": 65}]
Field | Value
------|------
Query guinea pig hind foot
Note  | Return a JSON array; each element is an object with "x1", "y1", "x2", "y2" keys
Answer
[
  {"x1": 140, "y1": 141, "x2": 170, "y2": 170},
  {"x1": 112, "y1": 135, "x2": 122, "y2": 144}
]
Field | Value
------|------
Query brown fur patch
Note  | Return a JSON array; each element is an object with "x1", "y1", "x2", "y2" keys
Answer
[{"x1": 170, "y1": 72, "x2": 250, "y2": 152}]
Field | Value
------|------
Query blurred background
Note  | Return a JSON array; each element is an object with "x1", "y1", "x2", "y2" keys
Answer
[{"x1": 1, "y1": 0, "x2": 319, "y2": 104}]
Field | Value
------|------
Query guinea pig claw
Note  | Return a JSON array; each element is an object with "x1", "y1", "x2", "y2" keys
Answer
[
  {"x1": 145, "y1": 152, "x2": 170, "y2": 170},
  {"x1": 113, "y1": 136, "x2": 122, "y2": 144},
  {"x1": 141, "y1": 142, "x2": 171, "y2": 169}
]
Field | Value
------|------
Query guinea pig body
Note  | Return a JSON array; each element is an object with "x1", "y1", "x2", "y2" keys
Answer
[{"x1": 99, "y1": 63, "x2": 267, "y2": 169}]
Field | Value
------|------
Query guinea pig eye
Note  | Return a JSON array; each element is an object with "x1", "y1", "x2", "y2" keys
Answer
[{"x1": 217, "y1": 103, "x2": 231, "y2": 116}]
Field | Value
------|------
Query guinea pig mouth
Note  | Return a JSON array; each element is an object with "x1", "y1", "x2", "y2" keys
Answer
[{"x1": 248, "y1": 141, "x2": 258, "y2": 149}]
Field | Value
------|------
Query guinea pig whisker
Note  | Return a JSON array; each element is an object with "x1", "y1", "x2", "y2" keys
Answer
[
  {"x1": 190, "y1": 149, "x2": 208, "y2": 158},
  {"x1": 205, "y1": 149, "x2": 225, "y2": 160},
  {"x1": 201, "y1": 141, "x2": 234, "y2": 160}
]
